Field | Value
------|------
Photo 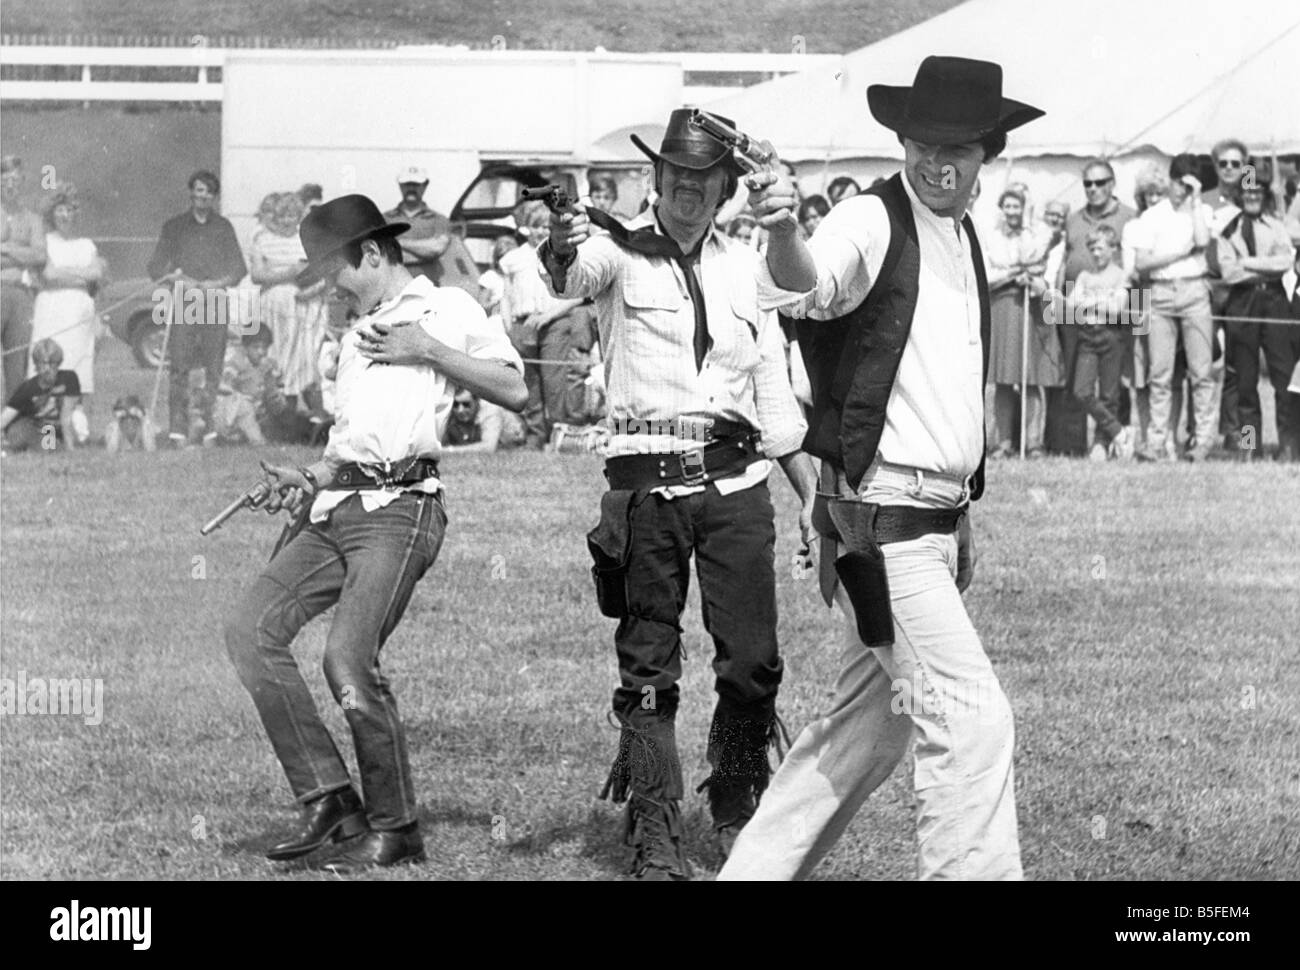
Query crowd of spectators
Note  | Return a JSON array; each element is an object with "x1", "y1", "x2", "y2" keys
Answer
[
  {"x1": 719, "y1": 143, "x2": 1300, "y2": 463},
  {"x1": 4, "y1": 141, "x2": 1299, "y2": 462}
]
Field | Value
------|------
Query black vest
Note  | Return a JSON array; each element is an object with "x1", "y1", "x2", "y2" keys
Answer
[{"x1": 788, "y1": 173, "x2": 992, "y2": 499}]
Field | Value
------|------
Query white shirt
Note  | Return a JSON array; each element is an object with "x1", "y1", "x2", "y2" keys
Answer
[
  {"x1": 758, "y1": 171, "x2": 985, "y2": 482},
  {"x1": 1127, "y1": 198, "x2": 1212, "y2": 281},
  {"x1": 500, "y1": 242, "x2": 570, "y2": 321},
  {"x1": 311, "y1": 275, "x2": 522, "y2": 522}
]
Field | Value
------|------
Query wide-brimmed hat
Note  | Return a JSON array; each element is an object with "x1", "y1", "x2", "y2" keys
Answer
[
  {"x1": 630, "y1": 108, "x2": 743, "y2": 173},
  {"x1": 297, "y1": 194, "x2": 408, "y2": 286},
  {"x1": 867, "y1": 56, "x2": 1044, "y2": 145}
]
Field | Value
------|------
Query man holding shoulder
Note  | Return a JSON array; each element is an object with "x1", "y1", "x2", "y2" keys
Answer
[
  {"x1": 721, "y1": 56, "x2": 1043, "y2": 880},
  {"x1": 224, "y1": 195, "x2": 526, "y2": 873}
]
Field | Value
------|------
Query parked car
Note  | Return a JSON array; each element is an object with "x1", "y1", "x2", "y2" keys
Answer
[{"x1": 449, "y1": 161, "x2": 648, "y2": 268}]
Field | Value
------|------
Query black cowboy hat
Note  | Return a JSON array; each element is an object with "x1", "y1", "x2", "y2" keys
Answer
[
  {"x1": 867, "y1": 56, "x2": 1044, "y2": 146},
  {"x1": 297, "y1": 194, "x2": 408, "y2": 286},
  {"x1": 630, "y1": 107, "x2": 744, "y2": 173}
]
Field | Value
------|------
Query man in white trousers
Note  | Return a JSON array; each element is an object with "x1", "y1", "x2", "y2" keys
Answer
[{"x1": 720, "y1": 55, "x2": 1045, "y2": 880}]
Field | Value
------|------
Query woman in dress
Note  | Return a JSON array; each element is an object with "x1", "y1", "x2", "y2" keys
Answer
[
  {"x1": 247, "y1": 192, "x2": 327, "y2": 415},
  {"x1": 985, "y1": 186, "x2": 1062, "y2": 457},
  {"x1": 30, "y1": 189, "x2": 106, "y2": 410}
]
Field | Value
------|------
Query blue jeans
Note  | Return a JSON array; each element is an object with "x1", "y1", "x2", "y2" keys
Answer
[{"x1": 225, "y1": 491, "x2": 447, "y2": 830}]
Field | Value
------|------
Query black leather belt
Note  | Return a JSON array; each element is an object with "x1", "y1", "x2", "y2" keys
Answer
[
  {"x1": 872, "y1": 504, "x2": 966, "y2": 544},
  {"x1": 329, "y1": 456, "x2": 440, "y2": 490},
  {"x1": 1229, "y1": 280, "x2": 1287, "y2": 294},
  {"x1": 604, "y1": 431, "x2": 764, "y2": 490}
]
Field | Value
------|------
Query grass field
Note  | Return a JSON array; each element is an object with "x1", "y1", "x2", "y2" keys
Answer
[
  {"x1": 1, "y1": 336, "x2": 1298, "y2": 881},
  {"x1": 6, "y1": 0, "x2": 964, "y2": 54}
]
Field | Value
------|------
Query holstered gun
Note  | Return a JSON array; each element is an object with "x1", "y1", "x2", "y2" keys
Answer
[{"x1": 824, "y1": 498, "x2": 895, "y2": 649}]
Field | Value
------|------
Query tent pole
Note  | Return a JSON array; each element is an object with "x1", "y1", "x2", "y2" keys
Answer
[{"x1": 1020, "y1": 281, "x2": 1030, "y2": 459}]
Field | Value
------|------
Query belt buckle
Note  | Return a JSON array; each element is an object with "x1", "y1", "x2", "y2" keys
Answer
[{"x1": 678, "y1": 449, "x2": 708, "y2": 486}]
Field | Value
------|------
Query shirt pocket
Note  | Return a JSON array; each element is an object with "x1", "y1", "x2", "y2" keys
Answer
[
  {"x1": 621, "y1": 268, "x2": 686, "y2": 358},
  {"x1": 722, "y1": 287, "x2": 762, "y2": 370}
]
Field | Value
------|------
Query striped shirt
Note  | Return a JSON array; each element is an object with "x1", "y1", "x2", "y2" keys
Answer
[{"x1": 540, "y1": 211, "x2": 807, "y2": 493}]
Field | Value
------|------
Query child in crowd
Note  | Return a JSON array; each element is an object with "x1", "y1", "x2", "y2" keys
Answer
[
  {"x1": 215, "y1": 327, "x2": 294, "y2": 445},
  {"x1": 1061, "y1": 224, "x2": 1135, "y2": 459},
  {"x1": 0, "y1": 338, "x2": 88, "y2": 451}
]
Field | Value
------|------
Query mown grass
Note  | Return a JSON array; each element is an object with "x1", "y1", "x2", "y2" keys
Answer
[
  {"x1": 5, "y1": 0, "x2": 963, "y2": 54},
  {"x1": 1, "y1": 339, "x2": 1297, "y2": 881}
]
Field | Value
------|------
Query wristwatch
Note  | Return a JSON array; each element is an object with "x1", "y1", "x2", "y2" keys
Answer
[{"x1": 299, "y1": 466, "x2": 319, "y2": 491}]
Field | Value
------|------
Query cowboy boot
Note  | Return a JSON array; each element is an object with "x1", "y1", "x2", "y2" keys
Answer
[{"x1": 600, "y1": 714, "x2": 689, "y2": 880}]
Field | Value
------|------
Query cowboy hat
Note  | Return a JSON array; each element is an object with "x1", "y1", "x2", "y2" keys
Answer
[
  {"x1": 630, "y1": 107, "x2": 743, "y2": 173},
  {"x1": 297, "y1": 194, "x2": 408, "y2": 286},
  {"x1": 867, "y1": 56, "x2": 1044, "y2": 145}
]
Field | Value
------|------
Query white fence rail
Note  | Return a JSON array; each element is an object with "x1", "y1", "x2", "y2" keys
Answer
[{"x1": 0, "y1": 44, "x2": 838, "y2": 103}]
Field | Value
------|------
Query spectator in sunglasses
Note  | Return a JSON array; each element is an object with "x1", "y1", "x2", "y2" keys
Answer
[
  {"x1": 1205, "y1": 138, "x2": 1249, "y2": 218},
  {"x1": 440, "y1": 386, "x2": 505, "y2": 452},
  {"x1": 1046, "y1": 159, "x2": 1136, "y2": 456},
  {"x1": 1205, "y1": 139, "x2": 1250, "y2": 447}
]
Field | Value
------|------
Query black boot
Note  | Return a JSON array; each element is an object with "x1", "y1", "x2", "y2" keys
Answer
[
  {"x1": 600, "y1": 715, "x2": 690, "y2": 880},
  {"x1": 266, "y1": 787, "x2": 368, "y2": 861},
  {"x1": 697, "y1": 705, "x2": 789, "y2": 854}
]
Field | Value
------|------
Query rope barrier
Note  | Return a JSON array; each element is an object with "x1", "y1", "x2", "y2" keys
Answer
[{"x1": 0, "y1": 277, "x2": 163, "y2": 359}]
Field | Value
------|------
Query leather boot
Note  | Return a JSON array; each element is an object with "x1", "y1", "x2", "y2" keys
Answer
[
  {"x1": 266, "y1": 787, "x2": 368, "y2": 861},
  {"x1": 322, "y1": 825, "x2": 425, "y2": 873}
]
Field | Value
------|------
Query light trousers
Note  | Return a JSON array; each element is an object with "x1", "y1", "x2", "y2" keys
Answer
[
  {"x1": 718, "y1": 467, "x2": 1022, "y2": 881},
  {"x1": 1146, "y1": 278, "x2": 1217, "y2": 458}
]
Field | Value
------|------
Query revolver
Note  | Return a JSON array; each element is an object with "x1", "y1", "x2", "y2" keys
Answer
[
  {"x1": 521, "y1": 184, "x2": 578, "y2": 214},
  {"x1": 200, "y1": 480, "x2": 272, "y2": 536},
  {"x1": 688, "y1": 109, "x2": 776, "y2": 183}
]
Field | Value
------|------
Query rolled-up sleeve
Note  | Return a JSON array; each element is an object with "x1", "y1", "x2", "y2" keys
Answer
[
  {"x1": 751, "y1": 305, "x2": 807, "y2": 458},
  {"x1": 431, "y1": 289, "x2": 525, "y2": 371},
  {"x1": 756, "y1": 194, "x2": 886, "y2": 320},
  {"x1": 538, "y1": 235, "x2": 622, "y2": 301}
]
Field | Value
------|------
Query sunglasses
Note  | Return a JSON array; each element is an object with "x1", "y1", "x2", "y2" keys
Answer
[
  {"x1": 1083, "y1": 178, "x2": 1113, "y2": 188},
  {"x1": 1217, "y1": 159, "x2": 1244, "y2": 169},
  {"x1": 452, "y1": 401, "x2": 474, "y2": 409}
]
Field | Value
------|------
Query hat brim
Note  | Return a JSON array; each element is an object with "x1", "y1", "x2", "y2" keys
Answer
[
  {"x1": 629, "y1": 133, "x2": 741, "y2": 173},
  {"x1": 866, "y1": 84, "x2": 1045, "y2": 145},
  {"x1": 296, "y1": 222, "x2": 409, "y2": 286}
]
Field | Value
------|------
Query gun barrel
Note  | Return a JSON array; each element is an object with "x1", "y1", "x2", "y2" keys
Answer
[
  {"x1": 200, "y1": 482, "x2": 270, "y2": 536},
  {"x1": 688, "y1": 110, "x2": 773, "y2": 168},
  {"x1": 689, "y1": 109, "x2": 741, "y2": 143}
]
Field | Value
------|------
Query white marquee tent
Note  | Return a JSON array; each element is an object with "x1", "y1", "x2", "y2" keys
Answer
[{"x1": 706, "y1": 0, "x2": 1300, "y2": 219}]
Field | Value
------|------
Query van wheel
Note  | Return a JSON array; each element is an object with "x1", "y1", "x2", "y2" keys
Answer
[{"x1": 129, "y1": 312, "x2": 168, "y2": 369}]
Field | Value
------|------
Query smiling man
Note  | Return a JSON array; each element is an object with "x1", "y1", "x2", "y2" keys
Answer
[
  {"x1": 727, "y1": 56, "x2": 1044, "y2": 881},
  {"x1": 224, "y1": 194, "x2": 526, "y2": 873},
  {"x1": 539, "y1": 108, "x2": 818, "y2": 880},
  {"x1": 146, "y1": 170, "x2": 248, "y2": 447}
]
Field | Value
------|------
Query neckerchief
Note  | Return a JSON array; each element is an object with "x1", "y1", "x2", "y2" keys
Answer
[{"x1": 587, "y1": 207, "x2": 712, "y2": 372}]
